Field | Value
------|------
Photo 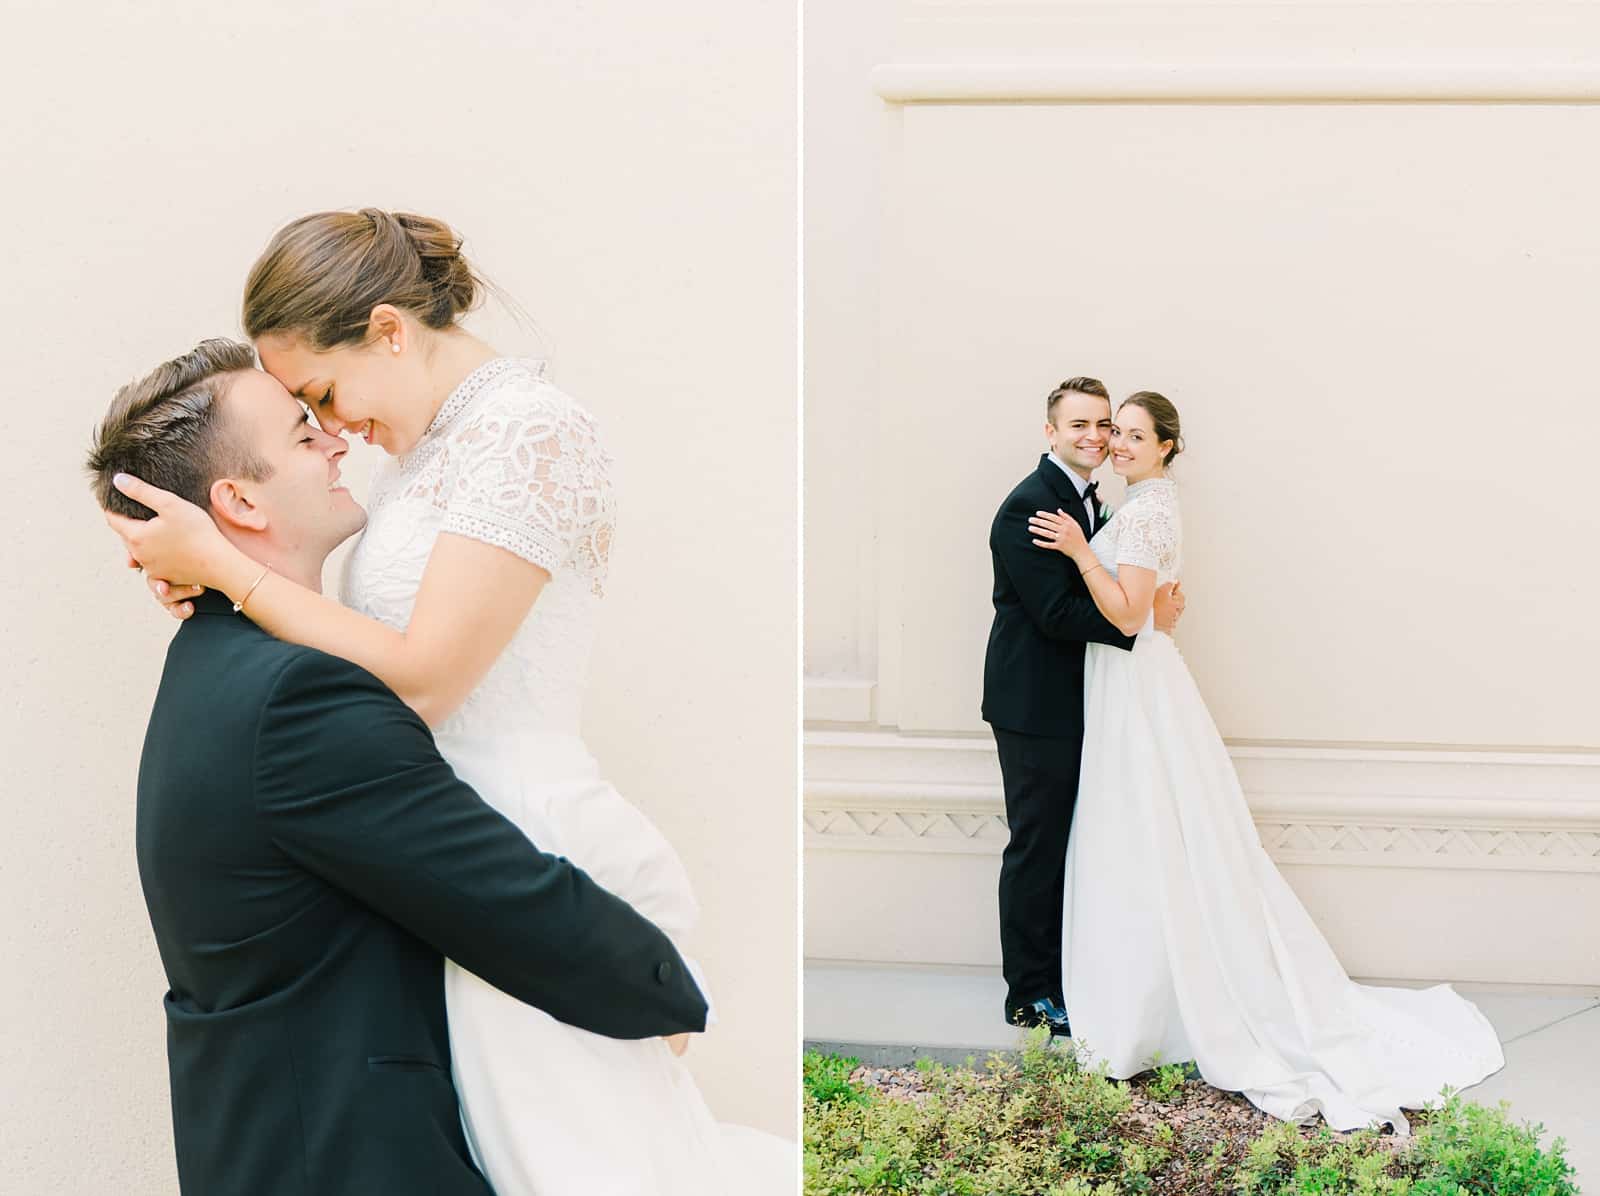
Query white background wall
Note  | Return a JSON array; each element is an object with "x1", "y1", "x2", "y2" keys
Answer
[
  {"x1": 0, "y1": 2, "x2": 797, "y2": 1189},
  {"x1": 807, "y1": 0, "x2": 1600, "y2": 739},
  {"x1": 805, "y1": 0, "x2": 1600, "y2": 1000},
  {"x1": 879, "y1": 96, "x2": 1600, "y2": 742}
]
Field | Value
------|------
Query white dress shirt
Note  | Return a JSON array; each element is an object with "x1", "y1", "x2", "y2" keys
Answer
[{"x1": 1046, "y1": 451, "x2": 1099, "y2": 529}]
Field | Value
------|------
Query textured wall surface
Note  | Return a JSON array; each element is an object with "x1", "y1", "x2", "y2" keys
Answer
[{"x1": 1, "y1": 2, "x2": 798, "y2": 1189}]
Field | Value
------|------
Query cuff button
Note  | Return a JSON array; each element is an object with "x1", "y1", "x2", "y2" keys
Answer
[{"x1": 655, "y1": 961, "x2": 674, "y2": 984}]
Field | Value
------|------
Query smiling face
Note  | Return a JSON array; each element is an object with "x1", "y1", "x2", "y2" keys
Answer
[
  {"x1": 1109, "y1": 402, "x2": 1173, "y2": 483},
  {"x1": 1045, "y1": 390, "x2": 1113, "y2": 477},
  {"x1": 256, "y1": 328, "x2": 434, "y2": 457},
  {"x1": 220, "y1": 369, "x2": 368, "y2": 559}
]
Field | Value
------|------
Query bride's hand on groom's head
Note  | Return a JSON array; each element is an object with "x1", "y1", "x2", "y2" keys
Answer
[
  {"x1": 118, "y1": 532, "x2": 203, "y2": 622},
  {"x1": 1028, "y1": 508, "x2": 1086, "y2": 557},
  {"x1": 125, "y1": 548, "x2": 204, "y2": 621},
  {"x1": 105, "y1": 473, "x2": 227, "y2": 614},
  {"x1": 145, "y1": 572, "x2": 205, "y2": 621}
]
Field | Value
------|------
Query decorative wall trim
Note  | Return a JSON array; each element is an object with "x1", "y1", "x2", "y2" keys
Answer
[
  {"x1": 806, "y1": 804, "x2": 1011, "y2": 854},
  {"x1": 805, "y1": 676, "x2": 878, "y2": 725},
  {"x1": 805, "y1": 730, "x2": 1600, "y2": 872},
  {"x1": 872, "y1": 63, "x2": 1600, "y2": 104}
]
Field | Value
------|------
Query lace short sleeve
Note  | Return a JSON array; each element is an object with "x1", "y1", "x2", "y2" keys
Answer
[
  {"x1": 1114, "y1": 499, "x2": 1180, "y2": 575},
  {"x1": 439, "y1": 382, "x2": 614, "y2": 586}
]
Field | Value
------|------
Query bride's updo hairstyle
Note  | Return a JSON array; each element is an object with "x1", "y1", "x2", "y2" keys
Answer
[
  {"x1": 1118, "y1": 391, "x2": 1184, "y2": 466},
  {"x1": 242, "y1": 208, "x2": 483, "y2": 350}
]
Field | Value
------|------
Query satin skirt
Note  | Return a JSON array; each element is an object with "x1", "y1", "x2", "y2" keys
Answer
[
  {"x1": 1062, "y1": 631, "x2": 1504, "y2": 1134},
  {"x1": 436, "y1": 729, "x2": 791, "y2": 1193}
]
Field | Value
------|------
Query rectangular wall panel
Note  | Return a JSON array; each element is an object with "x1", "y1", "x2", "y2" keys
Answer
[{"x1": 879, "y1": 100, "x2": 1600, "y2": 743}]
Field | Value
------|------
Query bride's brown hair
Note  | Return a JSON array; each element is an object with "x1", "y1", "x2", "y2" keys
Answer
[
  {"x1": 1118, "y1": 391, "x2": 1184, "y2": 465},
  {"x1": 242, "y1": 209, "x2": 483, "y2": 350}
]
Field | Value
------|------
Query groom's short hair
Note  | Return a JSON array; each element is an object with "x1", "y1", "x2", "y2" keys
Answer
[
  {"x1": 87, "y1": 339, "x2": 272, "y2": 521},
  {"x1": 1046, "y1": 376, "x2": 1110, "y2": 420}
]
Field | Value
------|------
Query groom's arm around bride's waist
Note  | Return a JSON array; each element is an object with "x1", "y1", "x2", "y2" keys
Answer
[
  {"x1": 992, "y1": 493, "x2": 1134, "y2": 650},
  {"x1": 251, "y1": 648, "x2": 709, "y2": 1039}
]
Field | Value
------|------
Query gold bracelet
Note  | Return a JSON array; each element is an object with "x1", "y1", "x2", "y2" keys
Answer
[
  {"x1": 1081, "y1": 563, "x2": 1104, "y2": 579},
  {"x1": 232, "y1": 565, "x2": 271, "y2": 613}
]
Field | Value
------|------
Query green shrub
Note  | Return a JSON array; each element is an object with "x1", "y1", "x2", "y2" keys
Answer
[
  {"x1": 1145, "y1": 1056, "x2": 1190, "y2": 1104},
  {"x1": 805, "y1": 1050, "x2": 869, "y2": 1107},
  {"x1": 1234, "y1": 1122, "x2": 1409, "y2": 1196},
  {"x1": 805, "y1": 1030, "x2": 1159, "y2": 1194},
  {"x1": 1407, "y1": 1090, "x2": 1577, "y2": 1196},
  {"x1": 1232, "y1": 1091, "x2": 1578, "y2": 1196},
  {"x1": 804, "y1": 1041, "x2": 1578, "y2": 1196}
]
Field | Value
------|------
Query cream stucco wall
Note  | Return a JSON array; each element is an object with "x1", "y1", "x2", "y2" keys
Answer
[
  {"x1": 2, "y1": 2, "x2": 797, "y2": 1189},
  {"x1": 805, "y1": 0, "x2": 1600, "y2": 1012}
]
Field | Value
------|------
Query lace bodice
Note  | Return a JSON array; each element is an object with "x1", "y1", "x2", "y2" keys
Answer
[
  {"x1": 1090, "y1": 476, "x2": 1182, "y2": 587},
  {"x1": 340, "y1": 358, "x2": 615, "y2": 740}
]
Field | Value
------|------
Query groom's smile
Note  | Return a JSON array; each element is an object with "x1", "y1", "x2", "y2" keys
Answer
[{"x1": 1072, "y1": 435, "x2": 1108, "y2": 465}]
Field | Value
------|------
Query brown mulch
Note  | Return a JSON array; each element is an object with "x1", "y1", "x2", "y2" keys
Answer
[{"x1": 848, "y1": 1061, "x2": 1425, "y2": 1195}]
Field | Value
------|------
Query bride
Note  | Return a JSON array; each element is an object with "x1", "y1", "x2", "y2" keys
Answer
[
  {"x1": 108, "y1": 209, "x2": 787, "y2": 1192},
  {"x1": 1026, "y1": 391, "x2": 1504, "y2": 1134}
]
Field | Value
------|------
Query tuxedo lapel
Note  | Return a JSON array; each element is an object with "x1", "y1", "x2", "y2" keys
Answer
[{"x1": 1035, "y1": 454, "x2": 1093, "y2": 539}]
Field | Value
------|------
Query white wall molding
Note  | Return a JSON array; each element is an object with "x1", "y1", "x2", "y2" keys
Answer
[
  {"x1": 805, "y1": 730, "x2": 1600, "y2": 872},
  {"x1": 873, "y1": 62, "x2": 1600, "y2": 105},
  {"x1": 805, "y1": 730, "x2": 1600, "y2": 984},
  {"x1": 804, "y1": 676, "x2": 879, "y2": 724}
]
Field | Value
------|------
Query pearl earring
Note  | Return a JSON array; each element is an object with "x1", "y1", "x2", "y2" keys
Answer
[{"x1": 391, "y1": 342, "x2": 400, "y2": 354}]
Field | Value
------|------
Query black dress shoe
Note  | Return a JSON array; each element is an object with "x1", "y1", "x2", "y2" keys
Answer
[{"x1": 1007, "y1": 997, "x2": 1072, "y2": 1037}]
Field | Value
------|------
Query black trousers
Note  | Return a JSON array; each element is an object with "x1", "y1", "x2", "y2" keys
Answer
[{"x1": 993, "y1": 726, "x2": 1083, "y2": 1016}]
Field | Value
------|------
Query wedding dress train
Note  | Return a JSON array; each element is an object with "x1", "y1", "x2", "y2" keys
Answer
[{"x1": 1062, "y1": 477, "x2": 1503, "y2": 1133}]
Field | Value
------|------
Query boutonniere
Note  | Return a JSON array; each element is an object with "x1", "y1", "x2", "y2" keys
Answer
[{"x1": 1098, "y1": 502, "x2": 1114, "y2": 523}]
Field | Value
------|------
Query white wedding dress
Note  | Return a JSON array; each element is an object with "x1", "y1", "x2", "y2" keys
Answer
[
  {"x1": 1061, "y1": 477, "x2": 1504, "y2": 1134},
  {"x1": 342, "y1": 357, "x2": 789, "y2": 1193}
]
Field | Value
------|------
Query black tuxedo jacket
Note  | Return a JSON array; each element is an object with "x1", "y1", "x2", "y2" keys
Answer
[
  {"x1": 136, "y1": 591, "x2": 708, "y2": 1196},
  {"x1": 982, "y1": 455, "x2": 1136, "y2": 739}
]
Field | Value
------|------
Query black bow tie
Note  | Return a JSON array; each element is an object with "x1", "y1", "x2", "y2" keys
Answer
[{"x1": 1081, "y1": 481, "x2": 1099, "y2": 507}]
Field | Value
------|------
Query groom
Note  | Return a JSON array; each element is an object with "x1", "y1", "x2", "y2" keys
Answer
[
  {"x1": 983, "y1": 376, "x2": 1184, "y2": 1035},
  {"x1": 87, "y1": 340, "x2": 708, "y2": 1196}
]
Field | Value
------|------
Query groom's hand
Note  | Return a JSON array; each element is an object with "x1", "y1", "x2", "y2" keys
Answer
[
  {"x1": 1154, "y1": 581, "x2": 1186, "y2": 634},
  {"x1": 664, "y1": 1032, "x2": 691, "y2": 1057}
]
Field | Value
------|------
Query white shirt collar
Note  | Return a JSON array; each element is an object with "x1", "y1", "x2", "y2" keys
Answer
[{"x1": 1046, "y1": 451, "x2": 1092, "y2": 497}]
